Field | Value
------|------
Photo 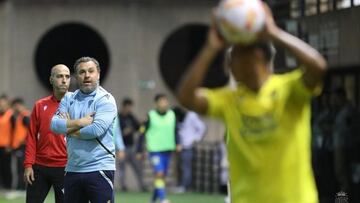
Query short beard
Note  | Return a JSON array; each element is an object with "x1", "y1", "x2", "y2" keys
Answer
[{"x1": 80, "y1": 84, "x2": 97, "y2": 94}]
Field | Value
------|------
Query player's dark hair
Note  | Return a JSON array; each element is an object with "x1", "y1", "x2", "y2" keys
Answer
[
  {"x1": 0, "y1": 94, "x2": 7, "y2": 100},
  {"x1": 251, "y1": 42, "x2": 276, "y2": 63},
  {"x1": 122, "y1": 97, "x2": 133, "y2": 106},
  {"x1": 12, "y1": 97, "x2": 24, "y2": 106},
  {"x1": 154, "y1": 93, "x2": 166, "y2": 102},
  {"x1": 229, "y1": 42, "x2": 276, "y2": 64}
]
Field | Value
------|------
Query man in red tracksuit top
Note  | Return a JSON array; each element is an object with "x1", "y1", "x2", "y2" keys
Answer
[{"x1": 23, "y1": 64, "x2": 70, "y2": 203}]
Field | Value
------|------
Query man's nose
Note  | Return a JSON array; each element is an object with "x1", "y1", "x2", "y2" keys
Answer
[{"x1": 61, "y1": 77, "x2": 67, "y2": 83}]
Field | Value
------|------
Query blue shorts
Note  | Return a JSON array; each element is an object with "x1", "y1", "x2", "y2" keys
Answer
[
  {"x1": 149, "y1": 152, "x2": 172, "y2": 175},
  {"x1": 64, "y1": 170, "x2": 114, "y2": 203}
]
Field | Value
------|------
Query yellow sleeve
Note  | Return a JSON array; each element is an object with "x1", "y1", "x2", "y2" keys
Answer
[{"x1": 200, "y1": 87, "x2": 227, "y2": 119}]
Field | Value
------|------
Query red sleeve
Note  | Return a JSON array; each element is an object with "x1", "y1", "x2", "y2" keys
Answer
[{"x1": 24, "y1": 103, "x2": 39, "y2": 168}]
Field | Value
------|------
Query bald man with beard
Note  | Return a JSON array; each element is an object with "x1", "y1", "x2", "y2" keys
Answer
[{"x1": 24, "y1": 64, "x2": 70, "y2": 203}]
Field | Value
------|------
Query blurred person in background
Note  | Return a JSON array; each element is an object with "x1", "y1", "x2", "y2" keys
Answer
[
  {"x1": 24, "y1": 64, "x2": 70, "y2": 203},
  {"x1": 173, "y1": 108, "x2": 206, "y2": 193},
  {"x1": 311, "y1": 91, "x2": 337, "y2": 202},
  {"x1": 137, "y1": 93, "x2": 181, "y2": 203},
  {"x1": 331, "y1": 87, "x2": 354, "y2": 194},
  {"x1": 0, "y1": 94, "x2": 14, "y2": 190},
  {"x1": 118, "y1": 97, "x2": 147, "y2": 192},
  {"x1": 113, "y1": 114, "x2": 126, "y2": 164},
  {"x1": 10, "y1": 98, "x2": 30, "y2": 190}
]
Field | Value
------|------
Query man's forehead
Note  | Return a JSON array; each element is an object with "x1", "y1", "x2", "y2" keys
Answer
[
  {"x1": 54, "y1": 68, "x2": 70, "y2": 74},
  {"x1": 52, "y1": 66, "x2": 69, "y2": 74}
]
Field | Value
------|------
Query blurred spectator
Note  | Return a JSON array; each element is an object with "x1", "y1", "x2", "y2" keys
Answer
[
  {"x1": 174, "y1": 109, "x2": 206, "y2": 193},
  {"x1": 312, "y1": 87, "x2": 360, "y2": 202},
  {"x1": 0, "y1": 94, "x2": 13, "y2": 189},
  {"x1": 10, "y1": 98, "x2": 30, "y2": 190},
  {"x1": 312, "y1": 91, "x2": 337, "y2": 202},
  {"x1": 331, "y1": 87, "x2": 355, "y2": 193},
  {"x1": 114, "y1": 115, "x2": 126, "y2": 160},
  {"x1": 220, "y1": 136, "x2": 230, "y2": 203},
  {"x1": 118, "y1": 98, "x2": 146, "y2": 192},
  {"x1": 137, "y1": 93, "x2": 180, "y2": 203}
]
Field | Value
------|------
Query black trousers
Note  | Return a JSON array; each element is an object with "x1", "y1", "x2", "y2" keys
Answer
[
  {"x1": 0, "y1": 147, "x2": 12, "y2": 189},
  {"x1": 26, "y1": 164, "x2": 65, "y2": 203},
  {"x1": 13, "y1": 145, "x2": 26, "y2": 189},
  {"x1": 64, "y1": 170, "x2": 115, "y2": 203}
]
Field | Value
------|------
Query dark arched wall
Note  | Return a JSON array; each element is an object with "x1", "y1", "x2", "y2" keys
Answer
[{"x1": 35, "y1": 22, "x2": 110, "y2": 91}]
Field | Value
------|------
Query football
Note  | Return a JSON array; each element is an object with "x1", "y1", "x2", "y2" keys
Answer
[{"x1": 215, "y1": 0, "x2": 266, "y2": 44}]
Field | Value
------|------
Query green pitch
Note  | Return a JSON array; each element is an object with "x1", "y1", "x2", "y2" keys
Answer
[{"x1": 0, "y1": 191, "x2": 225, "y2": 203}]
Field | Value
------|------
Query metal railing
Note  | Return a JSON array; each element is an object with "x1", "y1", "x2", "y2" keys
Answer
[{"x1": 267, "y1": 0, "x2": 360, "y2": 19}]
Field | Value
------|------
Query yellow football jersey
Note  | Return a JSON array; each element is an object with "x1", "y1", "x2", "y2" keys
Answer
[{"x1": 203, "y1": 69, "x2": 319, "y2": 203}]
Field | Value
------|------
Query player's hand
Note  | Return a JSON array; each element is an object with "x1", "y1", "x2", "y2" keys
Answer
[
  {"x1": 65, "y1": 112, "x2": 70, "y2": 119},
  {"x1": 116, "y1": 150, "x2": 126, "y2": 161},
  {"x1": 24, "y1": 167, "x2": 35, "y2": 185},
  {"x1": 59, "y1": 112, "x2": 71, "y2": 120},
  {"x1": 123, "y1": 127, "x2": 133, "y2": 136},
  {"x1": 257, "y1": 2, "x2": 279, "y2": 41},
  {"x1": 136, "y1": 153, "x2": 144, "y2": 161},
  {"x1": 206, "y1": 12, "x2": 226, "y2": 51},
  {"x1": 70, "y1": 131, "x2": 81, "y2": 138},
  {"x1": 59, "y1": 112, "x2": 66, "y2": 119},
  {"x1": 176, "y1": 145, "x2": 182, "y2": 153},
  {"x1": 4, "y1": 147, "x2": 12, "y2": 153},
  {"x1": 79, "y1": 112, "x2": 95, "y2": 127}
]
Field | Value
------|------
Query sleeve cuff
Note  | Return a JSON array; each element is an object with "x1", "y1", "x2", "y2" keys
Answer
[
  {"x1": 52, "y1": 118, "x2": 67, "y2": 134},
  {"x1": 79, "y1": 127, "x2": 87, "y2": 139},
  {"x1": 79, "y1": 127, "x2": 95, "y2": 139},
  {"x1": 24, "y1": 163, "x2": 33, "y2": 168}
]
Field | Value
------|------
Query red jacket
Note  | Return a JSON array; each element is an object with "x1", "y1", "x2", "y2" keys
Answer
[{"x1": 24, "y1": 95, "x2": 67, "y2": 168}]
